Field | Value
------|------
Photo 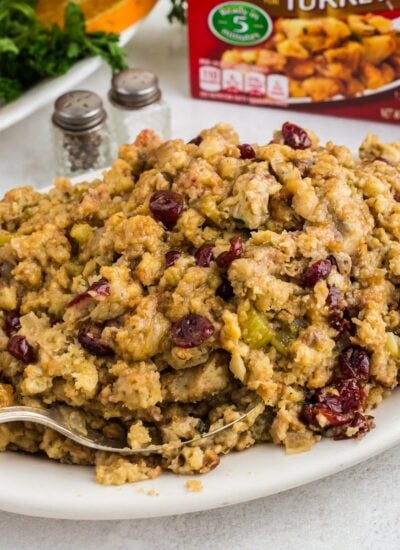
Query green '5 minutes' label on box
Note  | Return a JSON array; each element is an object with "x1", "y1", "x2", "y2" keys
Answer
[{"x1": 208, "y1": 2, "x2": 272, "y2": 46}]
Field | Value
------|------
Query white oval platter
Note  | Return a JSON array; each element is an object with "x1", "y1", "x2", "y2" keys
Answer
[{"x1": 0, "y1": 169, "x2": 399, "y2": 520}]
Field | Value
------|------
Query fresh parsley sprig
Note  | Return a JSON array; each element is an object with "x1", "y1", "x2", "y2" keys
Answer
[
  {"x1": 167, "y1": 0, "x2": 187, "y2": 25},
  {"x1": 0, "y1": 1, "x2": 127, "y2": 105}
]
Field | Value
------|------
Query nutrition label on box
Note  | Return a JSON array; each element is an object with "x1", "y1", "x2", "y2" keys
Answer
[{"x1": 198, "y1": 59, "x2": 289, "y2": 103}]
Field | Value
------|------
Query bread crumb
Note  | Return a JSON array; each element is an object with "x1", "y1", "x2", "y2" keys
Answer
[
  {"x1": 185, "y1": 479, "x2": 203, "y2": 492},
  {"x1": 136, "y1": 487, "x2": 158, "y2": 496}
]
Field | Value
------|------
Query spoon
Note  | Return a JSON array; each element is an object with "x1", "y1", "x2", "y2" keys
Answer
[{"x1": 0, "y1": 405, "x2": 259, "y2": 454}]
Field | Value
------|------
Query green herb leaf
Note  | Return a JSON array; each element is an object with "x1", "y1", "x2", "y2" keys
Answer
[
  {"x1": 168, "y1": 0, "x2": 187, "y2": 25},
  {"x1": 64, "y1": 1, "x2": 85, "y2": 37},
  {"x1": 0, "y1": 1, "x2": 127, "y2": 104},
  {"x1": 0, "y1": 77, "x2": 22, "y2": 103},
  {"x1": 0, "y1": 37, "x2": 18, "y2": 54}
]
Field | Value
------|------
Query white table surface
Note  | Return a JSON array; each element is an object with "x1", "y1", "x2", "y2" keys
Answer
[{"x1": 0, "y1": 1, "x2": 399, "y2": 547}]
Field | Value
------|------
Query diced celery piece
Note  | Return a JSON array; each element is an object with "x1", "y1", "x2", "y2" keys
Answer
[
  {"x1": 241, "y1": 308, "x2": 274, "y2": 349},
  {"x1": 0, "y1": 231, "x2": 11, "y2": 246},
  {"x1": 386, "y1": 332, "x2": 400, "y2": 358},
  {"x1": 65, "y1": 262, "x2": 83, "y2": 277},
  {"x1": 70, "y1": 223, "x2": 93, "y2": 244},
  {"x1": 240, "y1": 307, "x2": 294, "y2": 355},
  {"x1": 270, "y1": 329, "x2": 293, "y2": 357},
  {"x1": 24, "y1": 207, "x2": 34, "y2": 217}
]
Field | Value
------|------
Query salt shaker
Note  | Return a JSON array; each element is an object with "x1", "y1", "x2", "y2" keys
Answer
[
  {"x1": 52, "y1": 91, "x2": 114, "y2": 177},
  {"x1": 108, "y1": 69, "x2": 171, "y2": 144}
]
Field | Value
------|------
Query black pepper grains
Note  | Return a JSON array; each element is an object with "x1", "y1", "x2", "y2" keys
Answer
[{"x1": 52, "y1": 91, "x2": 114, "y2": 177}]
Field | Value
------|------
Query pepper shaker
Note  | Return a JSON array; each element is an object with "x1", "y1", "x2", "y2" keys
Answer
[
  {"x1": 52, "y1": 91, "x2": 114, "y2": 177},
  {"x1": 108, "y1": 68, "x2": 171, "y2": 144}
]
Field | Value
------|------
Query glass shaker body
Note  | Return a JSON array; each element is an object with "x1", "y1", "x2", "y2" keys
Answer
[
  {"x1": 108, "y1": 69, "x2": 171, "y2": 145},
  {"x1": 111, "y1": 98, "x2": 171, "y2": 144},
  {"x1": 52, "y1": 123, "x2": 114, "y2": 178},
  {"x1": 52, "y1": 90, "x2": 115, "y2": 178}
]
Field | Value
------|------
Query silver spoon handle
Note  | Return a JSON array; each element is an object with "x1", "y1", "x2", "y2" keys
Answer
[
  {"x1": 0, "y1": 405, "x2": 260, "y2": 455},
  {"x1": 0, "y1": 406, "x2": 115, "y2": 452}
]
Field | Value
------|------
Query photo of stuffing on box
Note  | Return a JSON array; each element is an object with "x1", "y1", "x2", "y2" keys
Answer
[
  {"x1": 188, "y1": 0, "x2": 400, "y2": 122},
  {"x1": 222, "y1": 14, "x2": 399, "y2": 102}
]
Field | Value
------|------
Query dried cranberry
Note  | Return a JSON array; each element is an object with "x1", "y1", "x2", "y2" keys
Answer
[
  {"x1": 317, "y1": 379, "x2": 365, "y2": 414},
  {"x1": 329, "y1": 313, "x2": 352, "y2": 334},
  {"x1": 68, "y1": 292, "x2": 87, "y2": 308},
  {"x1": 281, "y1": 122, "x2": 311, "y2": 150},
  {"x1": 301, "y1": 379, "x2": 365, "y2": 429},
  {"x1": 78, "y1": 325, "x2": 114, "y2": 357},
  {"x1": 68, "y1": 278, "x2": 110, "y2": 307},
  {"x1": 165, "y1": 250, "x2": 181, "y2": 268},
  {"x1": 48, "y1": 314, "x2": 61, "y2": 327},
  {"x1": 188, "y1": 136, "x2": 203, "y2": 146},
  {"x1": 88, "y1": 278, "x2": 110, "y2": 298},
  {"x1": 326, "y1": 286, "x2": 341, "y2": 310},
  {"x1": 7, "y1": 335, "x2": 35, "y2": 364},
  {"x1": 346, "y1": 305, "x2": 360, "y2": 320},
  {"x1": 216, "y1": 278, "x2": 234, "y2": 300},
  {"x1": 301, "y1": 404, "x2": 352, "y2": 428},
  {"x1": 149, "y1": 191, "x2": 184, "y2": 230},
  {"x1": 338, "y1": 345, "x2": 370, "y2": 381},
  {"x1": 4, "y1": 311, "x2": 21, "y2": 336},
  {"x1": 302, "y1": 259, "x2": 332, "y2": 288},
  {"x1": 216, "y1": 236, "x2": 243, "y2": 269},
  {"x1": 300, "y1": 403, "x2": 316, "y2": 426},
  {"x1": 331, "y1": 412, "x2": 375, "y2": 440},
  {"x1": 195, "y1": 244, "x2": 215, "y2": 267},
  {"x1": 327, "y1": 255, "x2": 339, "y2": 272},
  {"x1": 171, "y1": 314, "x2": 215, "y2": 348},
  {"x1": 343, "y1": 309, "x2": 357, "y2": 335},
  {"x1": 238, "y1": 144, "x2": 256, "y2": 160},
  {"x1": 326, "y1": 286, "x2": 351, "y2": 334}
]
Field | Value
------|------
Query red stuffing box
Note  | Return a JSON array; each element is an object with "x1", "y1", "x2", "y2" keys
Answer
[{"x1": 188, "y1": 0, "x2": 400, "y2": 123}]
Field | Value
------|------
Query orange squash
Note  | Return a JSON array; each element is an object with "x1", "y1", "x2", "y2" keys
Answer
[{"x1": 36, "y1": 0, "x2": 158, "y2": 34}]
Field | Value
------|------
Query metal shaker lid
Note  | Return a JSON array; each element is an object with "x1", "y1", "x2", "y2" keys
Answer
[
  {"x1": 109, "y1": 69, "x2": 162, "y2": 109},
  {"x1": 52, "y1": 91, "x2": 107, "y2": 131}
]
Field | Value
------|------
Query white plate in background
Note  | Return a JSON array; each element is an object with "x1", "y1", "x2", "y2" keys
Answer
[{"x1": 0, "y1": 24, "x2": 140, "y2": 132}]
